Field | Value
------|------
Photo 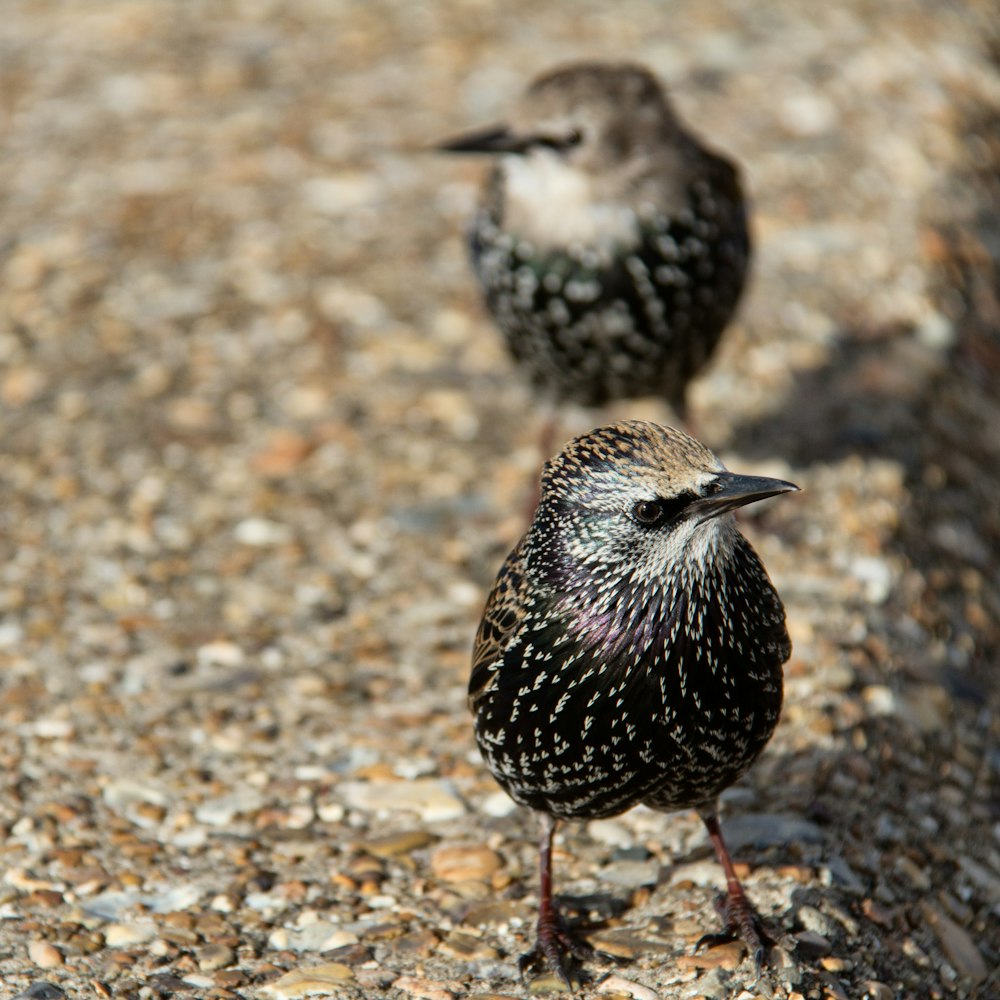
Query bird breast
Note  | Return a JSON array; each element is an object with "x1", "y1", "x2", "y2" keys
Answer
[{"x1": 501, "y1": 150, "x2": 640, "y2": 256}]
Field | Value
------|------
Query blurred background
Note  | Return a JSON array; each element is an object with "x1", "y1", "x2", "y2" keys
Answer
[{"x1": 1, "y1": 2, "x2": 998, "y2": 998}]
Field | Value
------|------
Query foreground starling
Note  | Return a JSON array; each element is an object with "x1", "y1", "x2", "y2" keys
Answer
[
  {"x1": 439, "y1": 62, "x2": 750, "y2": 416},
  {"x1": 470, "y1": 420, "x2": 797, "y2": 983}
]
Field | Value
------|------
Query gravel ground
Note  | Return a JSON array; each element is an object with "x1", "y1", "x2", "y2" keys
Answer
[{"x1": 1, "y1": 2, "x2": 999, "y2": 999}]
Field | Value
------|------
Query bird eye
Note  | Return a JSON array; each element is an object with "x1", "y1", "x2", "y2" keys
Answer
[
  {"x1": 632, "y1": 499, "x2": 665, "y2": 526},
  {"x1": 536, "y1": 128, "x2": 583, "y2": 152},
  {"x1": 630, "y1": 491, "x2": 700, "y2": 527}
]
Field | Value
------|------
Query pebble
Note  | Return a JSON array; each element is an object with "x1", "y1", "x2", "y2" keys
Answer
[
  {"x1": 958, "y1": 854, "x2": 1000, "y2": 904},
  {"x1": 689, "y1": 967, "x2": 730, "y2": 1000},
  {"x1": 861, "y1": 982, "x2": 894, "y2": 1000},
  {"x1": 595, "y1": 975, "x2": 661, "y2": 1000},
  {"x1": 793, "y1": 930, "x2": 833, "y2": 958},
  {"x1": 269, "y1": 923, "x2": 359, "y2": 953},
  {"x1": 668, "y1": 860, "x2": 724, "y2": 887},
  {"x1": 919, "y1": 900, "x2": 988, "y2": 983},
  {"x1": 528, "y1": 973, "x2": 572, "y2": 994},
  {"x1": 261, "y1": 963, "x2": 356, "y2": 998},
  {"x1": 197, "y1": 943, "x2": 236, "y2": 971},
  {"x1": 363, "y1": 830, "x2": 437, "y2": 858},
  {"x1": 676, "y1": 940, "x2": 745, "y2": 970},
  {"x1": 338, "y1": 779, "x2": 467, "y2": 822},
  {"x1": 12, "y1": 986, "x2": 66, "y2": 1000},
  {"x1": 599, "y1": 858, "x2": 661, "y2": 887},
  {"x1": 721, "y1": 813, "x2": 825, "y2": 851},
  {"x1": 392, "y1": 975, "x2": 461, "y2": 1000},
  {"x1": 195, "y1": 788, "x2": 266, "y2": 826},
  {"x1": 430, "y1": 843, "x2": 503, "y2": 882},
  {"x1": 104, "y1": 922, "x2": 158, "y2": 946},
  {"x1": 27, "y1": 940, "x2": 63, "y2": 969},
  {"x1": 796, "y1": 904, "x2": 839, "y2": 939},
  {"x1": 438, "y1": 929, "x2": 499, "y2": 959}
]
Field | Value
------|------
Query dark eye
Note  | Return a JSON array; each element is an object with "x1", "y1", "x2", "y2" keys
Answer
[
  {"x1": 630, "y1": 491, "x2": 699, "y2": 528},
  {"x1": 632, "y1": 499, "x2": 666, "y2": 526},
  {"x1": 537, "y1": 128, "x2": 583, "y2": 152}
]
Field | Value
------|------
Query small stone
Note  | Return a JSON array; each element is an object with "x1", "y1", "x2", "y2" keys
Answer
[
  {"x1": 338, "y1": 779, "x2": 467, "y2": 822},
  {"x1": 861, "y1": 981, "x2": 894, "y2": 1000},
  {"x1": 861, "y1": 898, "x2": 896, "y2": 927},
  {"x1": 676, "y1": 939, "x2": 745, "y2": 970},
  {"x1": 391, "y1": 929, "x2": 440, "y2": 957},
  {"x1": 104, "y1": 922, "x2": 158, "y2": 946},
  {"x1": 668, "y1": 859, "x2": 723, "y2": 887},
  {"x1": 197, "y1": 943, "x2": 236, "y2": 971},
  {"x1": 438, "y1": 929, "x2": 498, "y2": 960},
  {"x1": 796, "y1": 905, "x2": 838, "y2": 939},
  {"x1": 363, "y1": 830, "x2": 437, "y2": 858},
  {"x1": 233, "y1": 517, "x2": 294, "y2": 547},
  {"x1": 825, "y1": 856, "x2": 866, "y2": 894},
  {"x1": 598, "y1": 858, "x2": 660, "y2": 888},
  {"x1": 271, "y1": 922, "x2": 359, "y2": 954},
  {"x1": 251, "y1": 431, "x2": 315, "y2": 477},
  {"x1": 430, "y1": 843, "x2": 503, "y2": 883},
  {"x1": 894, "y1": 855, "x2": 931, "y2": 891},
  {"x1": 528, "y1": 973, "x2": 572, "y2": 994},
  {"x1": 461, "y1": 899, "x2": 533, "y2": 927},
  {"x1": 261, "y1": 963, "x2": 356, "y2": 998},
  {"x1": 794, "y1": 930, "x2": 832, "y2": 957},
  {"x1": 12, "y1": 986, "x2": 66, "y2": 1000},
  {"x1": 690, "y1": 967, "x2": 729, "y2": 1000},
  {"x1": 721, "y1": 813, "x2": 824, "y2": 851},
  {"x1": 392, "y1": 975, "x2": 459, "y2": 1000},
  {"x1": 958, "y1": 855, "x2": 1000, "y2": 904},
  {"x1": 920, "y1": 901, "x2": 987, "y2": 983},
  {"x1": 594, "y1": 975, "x2": 660, "y2": 1000},
  {"x1": 194, "y1": 788, "x2": 266, "y2": 826},
  {"x1": 587, "y1": 818, "x2": 636, "y2": 848},
  {"x1": 27, "y1": 940, "x2": 63, "y2": 969},
  {"x1": 820, "y1": 956, "x2": 851, "y2": 972}
]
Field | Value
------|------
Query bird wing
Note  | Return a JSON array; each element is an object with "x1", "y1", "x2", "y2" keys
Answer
[{"x1": 469, "y1": 541, "x2": 530, "y2": 710}]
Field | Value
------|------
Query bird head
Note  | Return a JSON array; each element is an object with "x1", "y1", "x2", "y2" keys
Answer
[
  {"x1": 529, "y1": 421, "x2": 798, "y2": 600},
  {"x1": 437, "y1": 62, "x2": 681, "y2": 175}
]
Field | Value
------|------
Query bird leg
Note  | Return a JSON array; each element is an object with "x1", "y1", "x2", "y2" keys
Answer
[
  {"x1": 695, "y1": 807, "x2": 773, "y2": 973},
  {"x1": 519, "y1": 813, "x2": 595, "y2": 988}
]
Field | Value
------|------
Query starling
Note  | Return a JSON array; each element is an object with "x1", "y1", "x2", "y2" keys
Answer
[
  {"x1": 439, "y1": 62, "x2": 750, "y2": 416},
  {"x1": 470, "y1": 420, "x2": 797, "y2": 984}
]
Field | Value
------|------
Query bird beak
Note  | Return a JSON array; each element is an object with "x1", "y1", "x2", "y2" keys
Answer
[
  {"x1": 695, "y1": 472, "x2": 799, "y2": 523},
  {"x1": 435, "y1": 124, "x2": 530, "y2": 154}
]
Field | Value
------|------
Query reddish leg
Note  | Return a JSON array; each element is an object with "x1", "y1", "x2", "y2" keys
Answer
[
  {"x1": 519, "y1": 813, "x2": 595, "y2": 988},
  {"x1": 696, "y1": 807, "x2": 773, "y2": 973}
]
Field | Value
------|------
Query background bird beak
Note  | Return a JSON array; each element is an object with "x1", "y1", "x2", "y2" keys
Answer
[
  {"x1": 435, "y1": 124, "x2": 529, "y2": 154},
  {"x1": 695, "y1": 472, "x2": 800, "y2": 522}
]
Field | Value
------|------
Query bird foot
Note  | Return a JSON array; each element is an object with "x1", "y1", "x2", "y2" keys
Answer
[
  {"x1": 695, "y1": 889, "x2": 775, "y2": 975},
  {"x1": 520, "y1": 907, "x2": 624, "y2": 991}
]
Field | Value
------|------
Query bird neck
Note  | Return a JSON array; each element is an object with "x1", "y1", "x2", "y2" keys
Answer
[
  {"x1": 500, "y1": 150, "x2": 641, "y2": 254},
  {"x1": 527, "y1": 510, "x2": 745, "y2": 658}
]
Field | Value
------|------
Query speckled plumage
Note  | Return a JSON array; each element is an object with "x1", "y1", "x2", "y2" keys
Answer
[
  {"x1": 440, "y1": 63, "x2": 750, "y2": 412},
  {"x1": 470, "y1": 420, "x2": 797, "y2": 982}
]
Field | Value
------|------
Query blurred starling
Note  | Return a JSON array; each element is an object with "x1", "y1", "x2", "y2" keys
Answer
[
  {"x1": 470, "y1": 420, "x2": 797, "y2": 984},
  {"x1": 439, "y1": 62, "x2": 750, "y2": 416}
]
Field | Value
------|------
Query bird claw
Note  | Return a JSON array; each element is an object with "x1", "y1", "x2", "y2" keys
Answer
[
  {"x1": 694, "y1": 890, "x2": 775, "y2": 975},
  {"x1": 520, "y1": 907, "x2": 617, "y2": 991}
]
